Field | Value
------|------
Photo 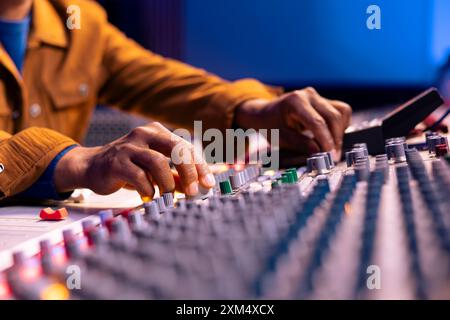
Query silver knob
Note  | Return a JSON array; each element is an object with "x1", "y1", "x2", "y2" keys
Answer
[
  {"x1": 230, "y1": 174, "x2": 243, "y2": 189},
  {"x1": 345, "y1": 148, "x2": 366, "y2": 167},
  {"x1": 385, "y1": 142, "x2": 406, "y2": 163},
  {"x1": 162, "y1": 193, "x2": 174, "y2": 208},
  {"x1": 312, "y1": 151, "x2": 334, "y2": 169},
  {"x1": 306, "y1": 155, "x2": 329, "y2": 174}
]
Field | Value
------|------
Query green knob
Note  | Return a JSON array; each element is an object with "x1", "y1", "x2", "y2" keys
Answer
[
  {"x1": 282, "y1": 171, "x2": 297, "y2": 184},
  {"x1": 219, "y1": 180, "x2": 233, "y2": 194},
  {"x1": 281, "y1": 173, "x2": 291, "y2": 184},
  {"x1": 286, "y1": 168, "x2": 298, "y2": 181}
]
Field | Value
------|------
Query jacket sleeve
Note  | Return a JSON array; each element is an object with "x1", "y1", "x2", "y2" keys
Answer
[
  {"x1": 98, "y1": 23, "x2": 282, "y2": 133},
  {"x1": 0, "y1": 128, "x2": 77, "y2": 199}
]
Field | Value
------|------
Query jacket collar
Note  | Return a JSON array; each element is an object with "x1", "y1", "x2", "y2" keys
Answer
[{"x1": 28, "y1": 0, "x2": 68, "y2": 49}]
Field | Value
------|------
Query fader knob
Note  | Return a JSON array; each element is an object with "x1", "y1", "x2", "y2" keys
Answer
[
  {"x1": 237, "y1": 171, "x2": 246, "y2": 184},
  {"x1": 385, "y1": 137, "x2": 406, "y2": 145},
  {"x1": 155, "y1": 197, "x2": 166, "y2": 212},
  {"x1": 345, "y1": 148, "x2": 366, "y2": 167},
  {"x1": 98, "y1": 210, "x2": 114, "y2": 225},
  {"x1": 281, "y1": 172, "x2": 295, "y2": 184},
  {"x1": 286, "y1": 168, "x2": 299, "y2": 181},
  {"x1": 81, "y1": 220, "x2": 96, "y2": 236},
  {"x1": 62, "y1": 229, "x2": 75, "y2": 243},
  {"x1": 306, "y1": 155, "x2": 329, "y2": 174},
  {"x1": 39, "y1": 239, "x2": 52, "y2": 256},
  {"x1": 385, "y1": 142, "x2": 406, "y2": 163},
  {"x1": 312, "y1": 152, "x2": 333, "y2": 169},
  {"x1": 110, "y1": 218, "x2": 127, "y2": 235},
  {"x1": 219, "y1": 180, "x2": 233, "y2": 195},
  {"x1": 427, "y1": 135, "x2": 448, "y2": 154},
  {"x1": 425, "y1": 131, "x2": 438, "y2": 150},
  {"x1": 144, "y1": 201, "x2": 159, "y2": 219},
  {"x1": 162, "y1": 193, "x2": 174, "y2": 208},
  {"x1": 353, "y1": 143, "x2": 369, "y2": 157},
  {"x1": 230, "y1": 174, "x2": 242, "y2": 189},
  {"x1": 87, "y1": 228, "x2": 107, "y2": 246},
  {"x1": 127, "y1": 211, "x2": 144, "y2": 228}
]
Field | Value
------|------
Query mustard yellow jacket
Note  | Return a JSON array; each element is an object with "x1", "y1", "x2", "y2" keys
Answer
[{"x1": 0, "y1": 0, "x2": 280, "y2": 199}]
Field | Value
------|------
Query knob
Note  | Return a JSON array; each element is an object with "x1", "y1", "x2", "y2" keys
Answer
[
  {"x1": 144, "y1": 201, "x2": 159, "y2": 219},
  {"x1": 127, "y1": 211, "x2": 144, "y2": 228},
  {"x1": 345, "y1": 148, "x2": 366, "y2": 167},
  {"x1": 312, "y1": 152, "x2": 334, "y2": 169},
  {"x1": 230, "y1": 174, "x2": 243, "y2": 189},
  {"x1": 385, "y1": 142, "x2": 406, "y2": 163},
  {"x1": 281, "y1": 172, "x2": 295, "y2": 184},
  {"x1": 62, "y1": 229, "x2": 75, "y2": 243},
  {"x1": 353, "y1": 143, "x2": 368, "y2": 156},
  {"x1": 87, "y1": 228, "x2": 107, "y2": 246},
  {"x1": 98, "y1": 209, "x2": 114, "y2": 225},
  {"x1": 285, "y1": 168, "x2": 299, "y2": 181},
  {"x1": 427, "y1": 135, "x2": 448, "y2": 154},
  {"x1": 425, "y1": 131, "x2": 438, "y2": 149},
  {"x1": 162, "y1": 193, "x2": 174, "y2": 208},
  {"x1": 155, "y1": 197, "x2": 166, "y2": 212},
  {"x1": 39, "y1": 239, "x2": 52, "y2": 257},
  {"x1": 385, "y1": 137, "x2": 406, "y2": 145},
  {"x1": 219, "y1": 180, "x2": 233, "y2": 195},
  {"x1": 306, "y1": 155, "x2": 329, "y2": 174},
  {"x1": 110, "y1": 218, "x2": 126, "y2": 234}
]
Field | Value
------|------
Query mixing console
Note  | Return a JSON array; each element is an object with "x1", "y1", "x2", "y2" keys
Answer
[{"x1": 0, "y1": 134, "x2": 450, "y2": 300}]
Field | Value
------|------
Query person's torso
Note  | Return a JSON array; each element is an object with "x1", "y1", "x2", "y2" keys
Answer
[{"x1": 0, "y1": 0, "x2": 108, "y2": 143}]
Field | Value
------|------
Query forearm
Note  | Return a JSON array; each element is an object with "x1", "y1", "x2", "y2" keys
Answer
[{"x1": 18, "y1": 145, "x2": 79, "y2": 200}]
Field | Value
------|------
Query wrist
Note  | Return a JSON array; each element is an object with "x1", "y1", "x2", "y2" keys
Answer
[
  {"x1": 234, "y1": 99, "x2": 270, "y2": 129},
  {"x1": 54, "y1": 146, "x2": 97, "y2": 192}
]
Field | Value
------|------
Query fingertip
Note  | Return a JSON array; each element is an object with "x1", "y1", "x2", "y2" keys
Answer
[
  {"x1": 200, "y1": 173, "x2": 216, "y2": 188},
  {"x1": 140, "y1": 195, "x2": 153, "y2": 203},
  {"x1": 331, "y1": 149, "x2": 342, "y2": 162},
  {"x1": 185, "y1": 181, "x2": 199, "y2": 196},
  {"x1": 138, "y1": 185, "x2": 155, "y2": 201}
]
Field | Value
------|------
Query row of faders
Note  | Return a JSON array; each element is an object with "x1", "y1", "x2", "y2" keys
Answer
[
  {"x1": 216, "y1": 165, "x2": 261, "y2": 194},
  {"x1": 1, "y1": 136, "x2": 450, "y2": 299}
]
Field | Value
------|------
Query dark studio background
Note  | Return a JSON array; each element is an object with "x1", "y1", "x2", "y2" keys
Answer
[{"x1": 86, "y1": 0, "x2": 450, "y2": 146}]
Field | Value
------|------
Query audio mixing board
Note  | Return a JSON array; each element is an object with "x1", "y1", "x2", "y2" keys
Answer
[{"x1": 0, "y1": 133, "x2": 449, "y2": 300}]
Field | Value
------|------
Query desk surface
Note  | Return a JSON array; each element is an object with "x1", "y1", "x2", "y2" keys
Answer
[{"x1": 0, "y1": 189, "x2": 143, "y2": 270}]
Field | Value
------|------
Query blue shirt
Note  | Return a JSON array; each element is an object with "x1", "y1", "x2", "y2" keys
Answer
[
  {"x1": 0, "y1": 16, "x2": 77, "y2": 200},
  {"x1": 19, "y1": 145, "x2": 79, "y2": 200},
  {"x1": 0, "y1": 15, "x2": 30, "y2": 72}
]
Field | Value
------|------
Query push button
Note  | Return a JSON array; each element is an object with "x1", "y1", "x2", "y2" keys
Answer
[
  {"x1": 79, "y1": 83, "x2": 89, "y2": 97},
  {"x1": 29, "y1": 104, "x2": 42, "y2": 118}
]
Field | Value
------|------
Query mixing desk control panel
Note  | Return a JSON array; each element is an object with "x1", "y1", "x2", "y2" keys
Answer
[{"x1": 0, "y1": 133, "x2": 449, "y2": 300}]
